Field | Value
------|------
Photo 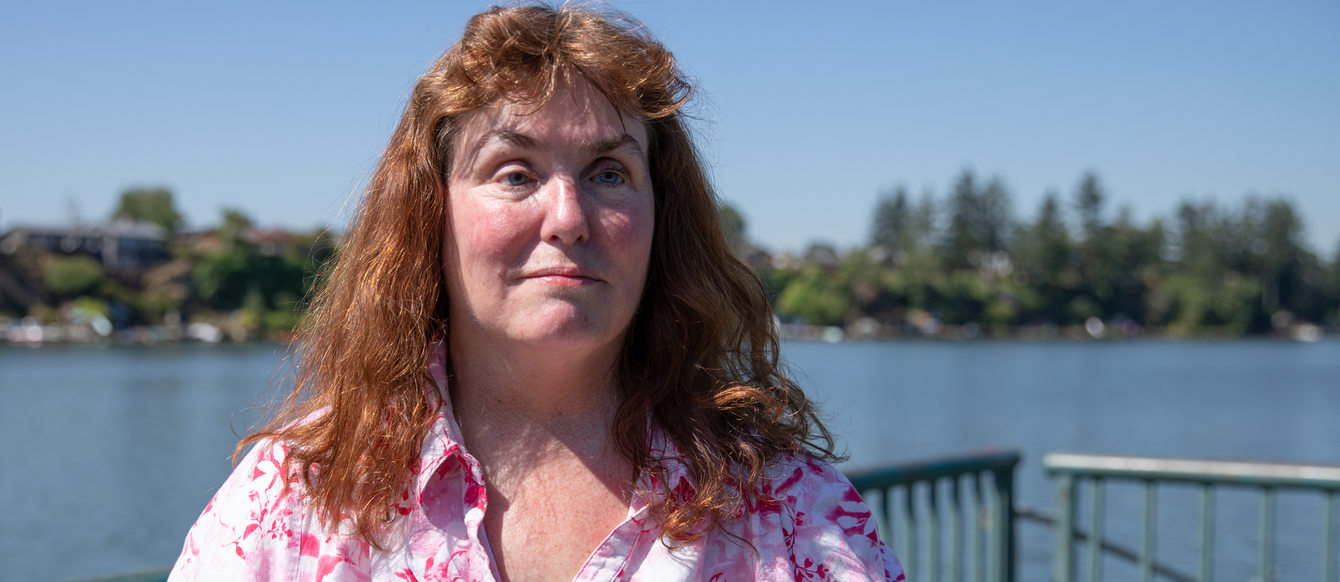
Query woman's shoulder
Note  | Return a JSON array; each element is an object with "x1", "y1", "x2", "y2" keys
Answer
[
  {"x1": 170, "y1": 439, "x2": 300, "y2": 575},
  {"x1": 168, "y1": 437, "x2": 371, "y2": 580},
  {"x1": 735, "y1": 454, "x2": 906, "y2": 581},
  {"x1": 752, "y1": 454, "x2": 878, "y2": 534},
  {"x1": 764, "y1": 454, "x2": 858, "y2": 503}
]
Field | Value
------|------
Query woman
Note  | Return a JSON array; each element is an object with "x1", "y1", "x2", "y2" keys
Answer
[{"x1": 172, "y1": 4, "x2": 903, "y2": 581}]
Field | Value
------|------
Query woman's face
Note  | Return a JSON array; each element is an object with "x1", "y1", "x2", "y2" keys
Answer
[{"x1": 443, "y1": 78, "x2": 655, "y2": 358}]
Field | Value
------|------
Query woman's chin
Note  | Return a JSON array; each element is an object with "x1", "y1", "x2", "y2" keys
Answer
[{"x1": 508, "y1": 323, "x2": 623, "y2": 354}]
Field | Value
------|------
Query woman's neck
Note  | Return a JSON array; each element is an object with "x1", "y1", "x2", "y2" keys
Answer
[
  {"x1": 449, "y1": 335, "x2": 621, "y2": 420},
  {"x1": 446, "y1": 331, "x2": 627, "y2": 465}
]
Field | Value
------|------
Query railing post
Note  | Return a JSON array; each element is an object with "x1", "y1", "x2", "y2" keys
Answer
[
  {"x1": 993, "y1": 466, "x2": 1016, "y2": 582},
  {"x1": 1260, "y1": 487, "x2": 1275, "y2": 582},
  {"x1": 880, "y1": 487, "x2": 893, "y2": 549},
  {"x1": 1139, "y1": 480, "x2": 1156, "y2": 582},
  {"x1": 1324, "y1": 491, "x2": 1335, "y2": 582},
  {"x1": 950, "y1": 477, "x2": 963, "y2": 582},
  {"x1": 1088, "y1": 479, "x2": 1104, "y2": 582},
  {"x1": 972, "y1": 472, "x2": 984, "y2": 582},
  {"x1": 1199, "y1": 484, "x2": 1213, "y2": 582},
  {"x1": 928, "y1": 481, "x2": 939, "y2": 582},
  {"x1": 902, "y1": 483, "x2": 917, "y2": 580},
  {"x1": 1054, "y1": 473, "x2": 1077, "y2": 582}
]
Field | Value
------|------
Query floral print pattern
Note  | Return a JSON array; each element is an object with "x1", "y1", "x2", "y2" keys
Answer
[{"x1": 170, "y1": 348, "x2": 903, "y2": 581}]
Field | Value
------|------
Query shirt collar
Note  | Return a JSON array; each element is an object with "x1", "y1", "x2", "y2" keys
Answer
[{"x1": 411, "y1": 340, "x2": 477, "y2": 495}]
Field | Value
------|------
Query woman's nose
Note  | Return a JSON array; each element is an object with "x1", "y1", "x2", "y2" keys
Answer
[{"x1": 540, "y1": 174, "x2": 590, "y2": 245}]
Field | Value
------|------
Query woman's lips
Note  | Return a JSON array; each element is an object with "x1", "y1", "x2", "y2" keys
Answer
[{"x1": 523, "y1": 266, "x2": 599, "y2": 287}]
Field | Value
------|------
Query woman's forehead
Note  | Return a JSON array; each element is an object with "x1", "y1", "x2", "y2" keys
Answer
[{"x1": 450, "y1": 79, "x2": 650, "y2": 166}]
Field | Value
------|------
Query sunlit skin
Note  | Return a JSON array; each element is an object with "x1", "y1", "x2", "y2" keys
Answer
[
  {"x1": 441, "y1": 77, "x2": 654, "y2": 582},
  {"x1": 443, "y1": 80, "x2": 654, "y2": 365}
]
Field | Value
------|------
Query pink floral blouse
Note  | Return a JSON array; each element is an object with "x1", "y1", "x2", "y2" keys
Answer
[{"x1": 171, "y1": 350, "x2": 904, "y2": 581}]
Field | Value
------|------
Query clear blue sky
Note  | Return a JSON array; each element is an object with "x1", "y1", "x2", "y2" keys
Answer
[{"x1": 3, "y1": 1, "x2": 1337, "y2": 256}]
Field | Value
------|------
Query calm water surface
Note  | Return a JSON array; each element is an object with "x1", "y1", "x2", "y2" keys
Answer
[{"x1": 1, "y1": 340, "x2": 1336, "y2": 581}]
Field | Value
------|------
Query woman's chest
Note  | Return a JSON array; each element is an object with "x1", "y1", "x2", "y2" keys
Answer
[{"x1": 482, "y1": 463, "x2": 635, "y2": 581}]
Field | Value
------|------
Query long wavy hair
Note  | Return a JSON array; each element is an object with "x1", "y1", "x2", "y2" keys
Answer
[{"x1": 241, "y1": 3, "x2": 837, "y2": 548}]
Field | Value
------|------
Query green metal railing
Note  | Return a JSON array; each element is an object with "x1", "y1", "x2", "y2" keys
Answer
[
  {"x1": 71, "y1": 568, "x2": 170, "y2": 582},
  {"x1": 846, "y1": 449, "x2": 1022, "y2": 582},
  {"x1": 1046, "y1": 453, "x2": 1340, "y2": 582},
  {"x1": 81, "y1": 450, "x2": 1340, "y2": 582}
]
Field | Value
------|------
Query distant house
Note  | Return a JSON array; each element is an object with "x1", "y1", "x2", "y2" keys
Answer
[
  {"x1": 175, "y1": 225, "x2": 300, "y2": 257},
  {"x1": 0, "y1": 220, "x2": 168, "y2": 269}
]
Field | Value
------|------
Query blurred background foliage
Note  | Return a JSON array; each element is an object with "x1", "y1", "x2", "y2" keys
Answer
[
  {"x1": 742, "y1": 168, "x2": 1337, "y2": 337},
  {"x1": 3, "y1": 169, "x2": 1337, "y2": 341}
]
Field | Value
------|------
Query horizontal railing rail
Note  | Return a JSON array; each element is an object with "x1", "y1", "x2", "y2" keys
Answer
[
  {"x1": 67, "y1": 567, "x2": 170, "y2": 582},
  {"x1": 1016, "y1": 505, "x2": 1196, "y2": 582},
  {"x1": 1047, "y1": 453, "x2": 1340, "y2": 490},
  {"x1": 847, "y1": 449, "x2": 1022, "y2": 582},
  {"x1": 1046, "y1": 453, "x2": 1340, "y2": 582}
]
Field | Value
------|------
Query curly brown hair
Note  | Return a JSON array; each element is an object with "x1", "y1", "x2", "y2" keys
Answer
[{"x1": 241, "y1": 2, "x2": 837, "y2": 549}]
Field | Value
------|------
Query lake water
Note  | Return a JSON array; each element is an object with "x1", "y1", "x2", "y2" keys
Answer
[{"x1": 1, "y1": 340, "x2": 1336, "y2": 581}]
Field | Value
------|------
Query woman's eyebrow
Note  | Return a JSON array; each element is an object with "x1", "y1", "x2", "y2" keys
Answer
[
  {"x1": 473, "y1": 129, "x2": 541, "y2": 155},
  {"x1": 460, "y1": 130, "x2": 645, "y2": 170},
  {"x1": 585, "y1": 134, "x2": 645, "y2": 160},
  {"x1": 455, "y1": 128, "x2": 539, "y2": 175}
]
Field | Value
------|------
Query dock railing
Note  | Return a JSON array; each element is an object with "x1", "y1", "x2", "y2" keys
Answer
[
  {"x1": 81, "y1": 450, "x2": 1340, "y2": 582},
  {"x1": 1046, "y1": 453, "x2": 1340, "y2": 582},
  {"x1": 846, "y1": 449, "x2": 1023, "y2": 582}
]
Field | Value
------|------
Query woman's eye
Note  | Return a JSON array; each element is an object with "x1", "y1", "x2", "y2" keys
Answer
[
  {"x1": 501, "y1": 172, "x2": 530, "y2": 187},
  {"x1": 593, "y1": 170, "x2": 625, "y2": 185}
]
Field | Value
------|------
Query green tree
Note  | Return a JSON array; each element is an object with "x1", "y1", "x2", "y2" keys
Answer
[
  {"x1": 716, "y1": 201, "x2": 747, "y2": 256},
  {"x1": 935, "y1": 272, "x2": 991, "y2": 325},
  {"x1": 870, "y1": 186, "x2": 911, "y2": 250},
  {"x1": 1012, "y1": 192, "x2": 1074, "y2": 323},
  {"x1": 910, "y1": 191, "x2": 937, "y2": 251},
  {"x1": 775, "y1": 266, "x2": 850, "y2": 326},
  {"x1": 940, "y1": 169, "x2": 1013, "y2": 271},
  {"x1": 1328, "y1": 239, "x2": 1340, "y2": 325},
  {"x1": 941, "y1": 169, "x2": 981, "y2": 270},
  {"x1": 1072, "y1": 172, "x2": 1122, "y2": 314},
  {"x1": 1074, "y1": 172, "x2": 1106, "y2": 241},
  {"x1": 193, "y1": 241, "x2": 306, "y2": 312},
  {"x1": 978, "y1": 177, "x2": 1013, "y2": 255},
  {"x1": 870, "y1": 185, "x2": 939, "y2": 263},
  {"x1": 1106, "y1": 207, "x2": 1162, "y2": 322},
  {"x1": 1258, "y1": 197, "x2": 1306, "y2": 314},
  {"x1": 219, "y1": 207, "x2": 255, "y2": 240},
  {"x1": 111, "y1": 187, "x2": 184, "y2": 234},
  {"x1": 43, "y1": 255, "x2": 105, "y2": 296},
  {"x1": 1173, "y1": 200, "x2": 1226, "y2": 277}
]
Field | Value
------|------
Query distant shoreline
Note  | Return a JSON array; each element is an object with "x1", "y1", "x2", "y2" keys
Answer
[{"x1": 3, "y1": 320, "x2": 1330, "y2": 348}]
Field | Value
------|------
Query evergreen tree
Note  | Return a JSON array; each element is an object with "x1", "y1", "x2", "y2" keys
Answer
[
  {"x1": 718, "y1": 201, "x2": 747, "y2": 255},
  {"x1": 1075, "y1": 172, "x2": 1105, "y2": 241},
  {"x1": 909, "y1": 190, "x2": 938, "y2": 252},
  {"x1": 1329, "y1": 239, "x2": 1340, "y2": 325},
  {"x1": 1259, "y1": 197, "x2": 1305, "y2": 314},
  {"x1": 1072, "y1": 172, "x2": 1119, "y2": 315},
  {"x1": 111, "y1": 187, "x2": 184, "y2": 234},
  {"x1": 870, "y1": 186, "x2": 911, "y2": 250},
  {"x1": 942, "y1": 169, "x2": 981, "y2": 270},
  {"x1": 1107, "y1": 206, "x2": 1160, "y2": 322},
  {"x1": 1173, "y1": 200, "x2": 1224, "y2": 276},
  {"x1": 1014, "y1": 192, "x2": 1073, "y2": 323},
  {"x1": 978, "y1": 177, "x2": 1013, "y2": 255}
]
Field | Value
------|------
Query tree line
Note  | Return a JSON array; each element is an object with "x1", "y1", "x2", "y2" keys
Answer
[
  {"x1": 3, "y1": 188, "x2": 332, "y2": 340},
  {"x1": 7, "y1": 173, "x2": 1338, "y2": 341},
  {"x1": 752, "y1": 169, "x2": 1339, "y2": 337}
]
